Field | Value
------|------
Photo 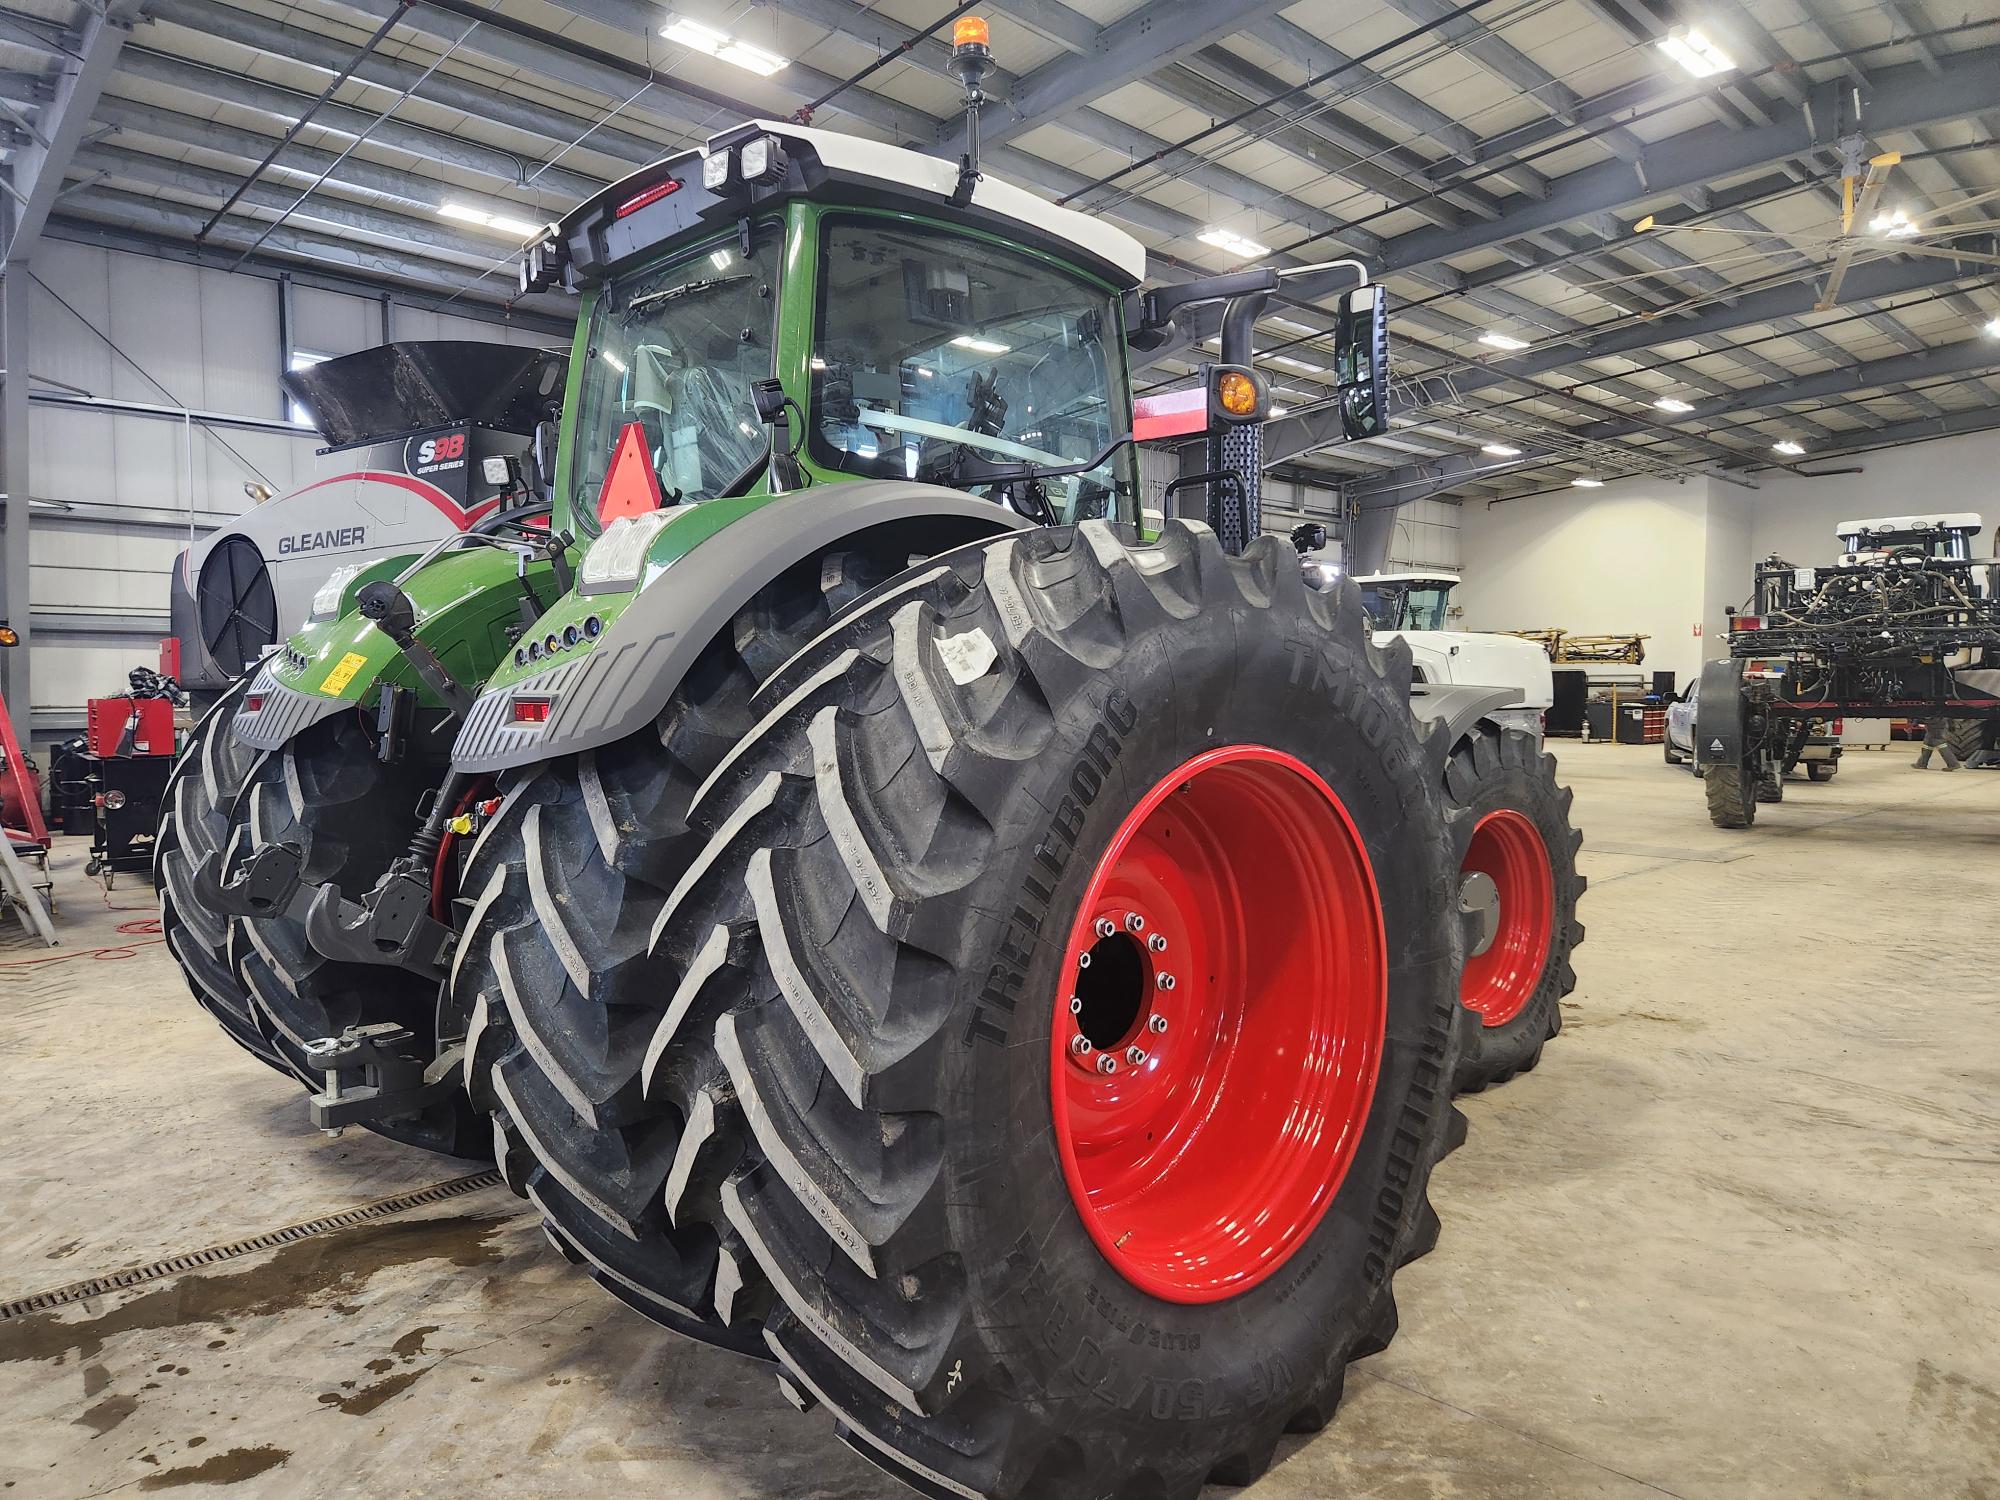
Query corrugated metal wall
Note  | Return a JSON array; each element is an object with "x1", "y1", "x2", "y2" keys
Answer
[{"x1": 23, "y1": 244, "x2": 555, "y2": 741}]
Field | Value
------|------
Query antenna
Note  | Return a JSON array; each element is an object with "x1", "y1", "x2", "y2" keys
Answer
[{"x1": 948, "y1": 16, "x2": 994, "y2": 206}]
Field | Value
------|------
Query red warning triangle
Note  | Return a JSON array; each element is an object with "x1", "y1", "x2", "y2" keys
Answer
[{"x1": 596, "y1": 420, "x2": 665, "y2": 524}]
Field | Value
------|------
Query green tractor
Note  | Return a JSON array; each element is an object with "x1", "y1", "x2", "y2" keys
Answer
[
  {"x1": 166, "y1": 37, "x2": 1582, "y2": 1491},
  {"x1": 425, "y1": 101, "x2": 1573, "y2": 1500}
]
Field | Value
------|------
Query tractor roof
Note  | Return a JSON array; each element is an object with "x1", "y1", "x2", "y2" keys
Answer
[
  {"x1": 1354, "y1": 571, "x2": 1462, "y2": 586},
  {"x1": 536, "y1": 119, "x2": 1147, "y2": 295},
  {"x1": 1836, "y1": 513, "x2": 1983, "y2": 536}
]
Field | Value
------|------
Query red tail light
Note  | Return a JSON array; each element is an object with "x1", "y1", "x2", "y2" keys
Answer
[
  {"x1": 245, "y1": 694, "x2": 265, "y2": 712},
  {"x1": 511, "y1": 697, "x2": 552, "y2": 725},
  {"x1": 614, "y1": 179, "x2": 681, "y2": 218},
  {"x1": 1731, "y1": 615, "x2": 1762, "y2": 631}
]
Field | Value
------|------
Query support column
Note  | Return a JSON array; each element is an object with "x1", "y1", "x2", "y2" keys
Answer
[{"x1": 0, "y1": 266, "x2": 30, "y2": 719}]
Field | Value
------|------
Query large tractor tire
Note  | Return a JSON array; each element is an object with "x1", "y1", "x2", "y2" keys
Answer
[
  {"x1": 468, "y1": 522, "x2": 1468, "y2": 1500},
  {"x1": 1943, "y1": 718, "x2": 1991, "y2": 767},
  {"x1": 156, "y1": 675, "x2": 287, "y2": 1070},
  {"x1": 1705, "y1": 762, "x2": 1755, "y2": 828},
  {"x1": 1447, "y1": 726, "x2": 1584, "y2": 1093},
  {"x1": 221, "y1": 709, "x2": 487, "y2": 1158},
  {"x1": 453, "y1": 548, "x2": 894, "y2": 1337}
]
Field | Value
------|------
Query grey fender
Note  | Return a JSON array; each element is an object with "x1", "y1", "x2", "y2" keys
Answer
[
  {"x1": 451, "y1": 482, "x2": 1027, "y2": 772},
  {"x1": 1693, "y1": 657, "x2": 1748, "y2": 766},
  {"x1": 1410, "y1": 682, "x2": 1524, "y2": 751}
]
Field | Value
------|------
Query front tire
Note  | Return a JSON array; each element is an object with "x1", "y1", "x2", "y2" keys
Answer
[
  {"x1": 1705, "y1": 762, "x2": 1754, "y2": 827},
  {"x1": 1448, "y1": 727, "x2": 1584, "y2": 1093},
  {"x1": 478, "y1": 523, "x2": 1468, "y2": 1499}
]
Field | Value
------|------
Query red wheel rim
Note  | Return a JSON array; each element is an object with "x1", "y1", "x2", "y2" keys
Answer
[
  {"x1": 1458, "y1": 808, "x2": 1554, "y2": 1027},
  {"x1": 1049, "y1": 745, "x2": 1386, "y2": 1305}
]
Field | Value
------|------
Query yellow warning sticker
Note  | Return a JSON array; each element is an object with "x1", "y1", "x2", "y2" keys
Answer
[{"x1": 322, "y1": 651, "x2": 370, "y2": 695}]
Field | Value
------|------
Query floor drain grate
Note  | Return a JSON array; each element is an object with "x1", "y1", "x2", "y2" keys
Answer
[{"x1": 0, "y1": 1170, "x2": 505, "y2": 1320}]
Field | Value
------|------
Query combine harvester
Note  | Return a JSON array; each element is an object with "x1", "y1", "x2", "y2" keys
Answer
[{"x1": 170, "y1": 22, "x2": 1585, "y2": 1495}]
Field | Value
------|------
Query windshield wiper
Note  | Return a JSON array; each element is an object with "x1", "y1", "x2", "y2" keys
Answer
[{"x1": 626, "y1": 272, "x2": 750, "y2": 316}]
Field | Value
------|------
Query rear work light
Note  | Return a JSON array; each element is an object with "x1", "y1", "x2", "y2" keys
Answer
[
  {"x1": 511, "y1": 697, "x2": 553, "y2": 725},
  {"x1": 1731, "y1": 615, "x2": 1762, "y2": 631}
]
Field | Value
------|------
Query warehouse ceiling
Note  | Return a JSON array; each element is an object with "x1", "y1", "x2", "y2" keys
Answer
[{"x1": 3, "y1": 0, "x2": 1999, "y2": 508}]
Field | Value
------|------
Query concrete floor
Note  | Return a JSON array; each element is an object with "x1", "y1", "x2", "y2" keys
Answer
[{"x1": 3, "y1": 743, "x2": 1997, "y2": 1499}]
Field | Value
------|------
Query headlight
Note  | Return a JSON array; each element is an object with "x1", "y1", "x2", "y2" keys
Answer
[
  {"x1": 311, "y1": 563, "x2": 365, "y2": 619},
  {"x1": 701, "y1": 149, "x2": 731, "y2": 190},
  {"x1": 579, "y1": 511, "x2": 673, "y2": 592},
  {"x1": 103, "y1": 789, "x2": 127, "y2": 811}
]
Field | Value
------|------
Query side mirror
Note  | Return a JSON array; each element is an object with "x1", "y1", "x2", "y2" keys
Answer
[{"x1": 1335, "y1": 285, "x2": 1389, "y2": 442}]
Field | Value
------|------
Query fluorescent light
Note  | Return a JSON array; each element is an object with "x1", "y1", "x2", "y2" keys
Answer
[
  {"x1": 1773, "y1": 439, "x2": 1805, "y2": 456},
  {"x1": 439, "y1": 202, "x2": 539, "y2": 238},
  {"x1": 1870, "y1": 208, "x2": 1917, "y2": 238},
  {"x1": 1572, "y1": 477, "x2": 1604, "y2": 488},
  {"x1": 1987, "y1": 318, "x2": 2000, "y2": 338},
  {"x1": 1270, "y1": 405, "x2": 1290, "y2": 417},
  {"x1": 1654, "y1": 396, "x2": 1695, "y2": 413},
  {"x1": 1657, "y1": 26, "x2": 1734, "y2": 78},
  {"x1": 1481, "y1": 443, "x2": 1522, "y2": 457},
  {"x1": 662, "y1": 16, "x2": 786, "y2": 74},
  {"x1": 1270, "y1": 355, "x2": 1326, "y2": 373},
  {"x1": 710, "y1": 249, "x2": 733, "y2": 270},
  {"x1": 600, "y1": 350, "x2": 628, "y2": 374},
  {"x1": 1479, "y1": 331, "x2": 1530, "y2": 352},
  {"x1": 951, "y1": 335, "x2": 1011, "y2": 355},
  {"x1": 1197, "y1": 226, "x2": 1270, "y2": 259}
]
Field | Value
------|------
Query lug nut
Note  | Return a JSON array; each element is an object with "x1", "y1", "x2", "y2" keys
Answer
[
  {"x1": 1077, "y1": 951, "x2": 1091, "y2": 969},
  {"x1": 1156, "y1": 972, "x2": 1176, "y2": 991},
  {"x1": 1096, "y1": 1054, "x2": 1118, "y2": 1075},
  {"x1": 1125, "y1": 912, "x2": 1145, "y2": 933},
  {"x1": 1148, "y1": 933, "x2": 1167, "y2": 953},
  {"x1": 1095, "y1": 917, "x2": 1117, "y2": 939},
  {"x1": 1148, "y1": 1014, "x2": 1169, "y2": 1034},
  {"x1": 1070, "y1": 1035, "x2": 1093, "y2": 1056},
  {"x1": 1069, "y1": 996, "x2": 1083, "y2": 1014},
  {"x1": 1126, "y1": 1046, "x2": 1147, "y2": 1065}
]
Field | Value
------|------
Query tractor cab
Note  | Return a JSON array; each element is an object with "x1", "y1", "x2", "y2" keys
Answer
[
  {"x1": 1834, "y1": 512, "x2": 1984, "y2": 562},
  {"x1": 1355, "y1": 571, "x2": 1459, "y2": 633},
  {"x1": 523, "y1": 119, "x2": 1149, "y2": 557}
]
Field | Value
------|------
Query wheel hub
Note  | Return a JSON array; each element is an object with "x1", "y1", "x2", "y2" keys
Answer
[
  {"x1": 1050, "y1": 745, "x2": 1387, "y2": 1305},
  {"x1": 1457, "y1": 808, "x2": 1554, "y2": 1028}
]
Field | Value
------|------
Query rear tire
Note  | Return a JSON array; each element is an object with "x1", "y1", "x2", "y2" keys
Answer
[
  {"x1": 156, "y1": 674, "x2": 288, "y2": 1070},
  {"x1": 476, "y1": 523, "x2": 1468, "y2": 1499},
  {"x1": 453, "y1": 549, "x2": 894, "y2": 1337},
  {"x1": 223, "y1": 711, "x2": 487, "y2": 1158},
  {"x1": 1706, "y1": 762, "x2": 1754, "y2": 827},
  {"x1": 1448, "y1": 727, "x2": 1584, "y2": 1093},
  {"x1": 1807, "y1": 761, "x2": 1836, "y2": 782},
  {"x1": 1944, "y1": 718, "x2": 1990, "y2": 766}
]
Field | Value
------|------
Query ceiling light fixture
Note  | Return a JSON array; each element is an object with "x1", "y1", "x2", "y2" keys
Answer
[
  {"x1": 438, "y1": 202, "x2": 540, "y2": 238},
  {"x1": 1984, "y1": 317, "x2": 2000, "y2": 338},
  {"x1": 661, "y1": 16, "x2": 787, "y2": 75},
  {"x1": 1481, "y1": 442, "x2": 1522, "y2": 457},
  {"x1": 1654, "y1": 396, "x2": 1695, "y2": 413},
  {"x1": 950, "y1": 335, "x2": 1011, "y2": 355},
  {"x1": 1479, "y1": 331, "x2": 1530, "y2": 352},
  {"x1": 1869, "y1": 207, "x2": 1918, "y2": 238},
  {"x1": 1657, "y1": 26, "x2": 1734, "y2": 79},
  {"x1": 1773, "y1": 439, "x2": 1805, "y2": 456},
  {"x1": 1197, "y1": 226, "x2": 1271, "y2": 259},
  {"x1": 1571, "y1": 477, "x2": 1605, "y2": 488}
]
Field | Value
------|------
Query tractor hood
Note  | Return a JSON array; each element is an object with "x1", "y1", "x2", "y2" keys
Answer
[{"x1": 284, "y1": 341, "x2": 568, "y2": 452}]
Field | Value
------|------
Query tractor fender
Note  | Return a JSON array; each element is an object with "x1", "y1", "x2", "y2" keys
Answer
[
  {"x1": 1693, "y1": 657, "x2": 1748, "y2": 766},
  {"x1": 451, "y1": 482, "x2": 1027, "y2": 773},
  {"x1": 1409, "y1": 683, "x2": 1524, "y2": 750}
]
